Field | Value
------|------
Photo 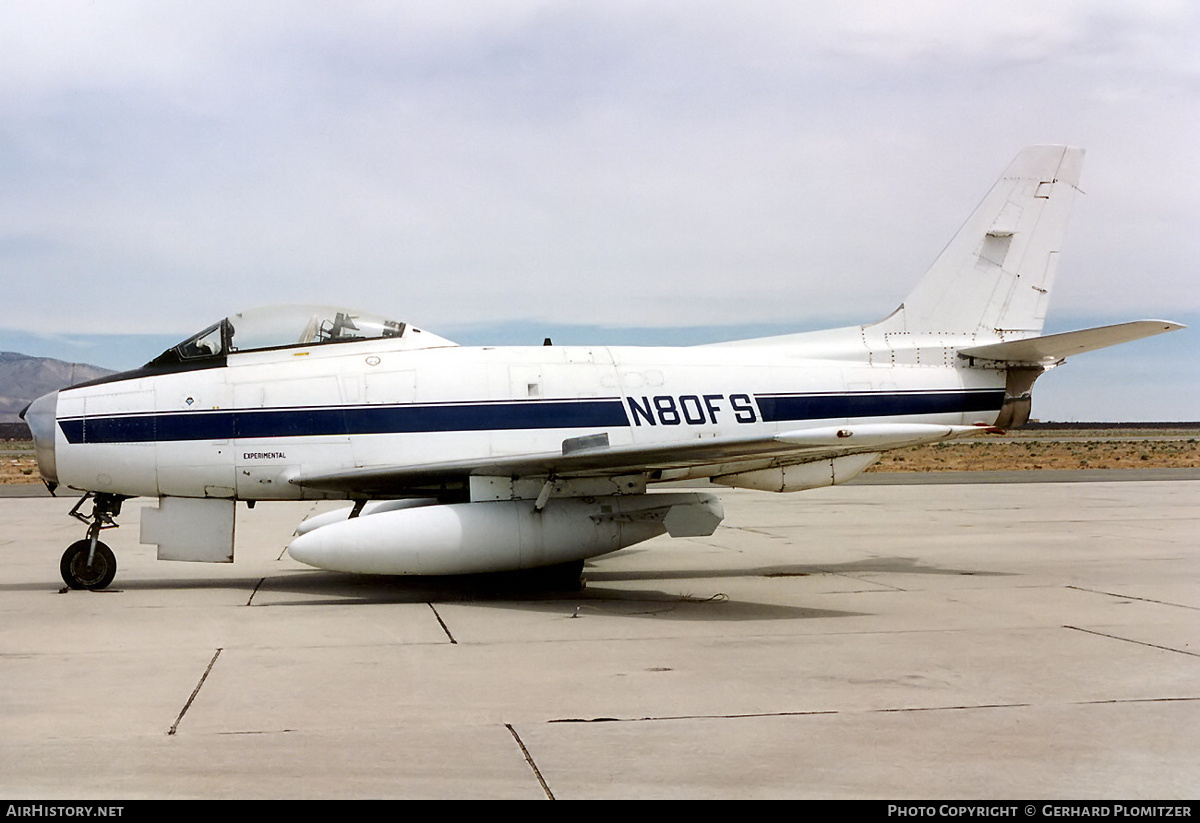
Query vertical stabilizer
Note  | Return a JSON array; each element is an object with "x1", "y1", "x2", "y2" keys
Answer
[{"x1": 873, "y1": 145, "x2": 1084, "y2": 341}]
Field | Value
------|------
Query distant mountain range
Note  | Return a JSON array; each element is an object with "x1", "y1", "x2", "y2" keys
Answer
[{"x1": 0, "y1": 352, "x2": 115, "y2": 429}]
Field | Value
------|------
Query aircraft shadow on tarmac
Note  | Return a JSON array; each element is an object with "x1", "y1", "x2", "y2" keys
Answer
[
  {"x1": 251, "y1": 570, "x2": 863, "y2": 622},
  {"x1": 10, "y1": 551, "x2": 1008, "y2": 622}
]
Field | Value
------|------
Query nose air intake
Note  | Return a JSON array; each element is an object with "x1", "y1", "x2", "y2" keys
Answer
[{"x1": 21, "y1": 391, "x2": 59, "y2": 488}]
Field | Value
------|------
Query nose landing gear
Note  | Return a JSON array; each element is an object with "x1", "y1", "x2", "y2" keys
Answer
[{"x1": 61, "y1": 493, "x2": 125, "y2": 590}]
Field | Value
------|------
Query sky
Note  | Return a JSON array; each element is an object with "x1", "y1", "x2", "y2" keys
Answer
[{"x1": 0, "y1": 1, "x2": 1196, "y2": 420}]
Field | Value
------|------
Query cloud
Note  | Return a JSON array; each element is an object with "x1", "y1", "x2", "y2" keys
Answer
[{"x1": 0, "y1": 0, "x2": 1195, "y2": 339}]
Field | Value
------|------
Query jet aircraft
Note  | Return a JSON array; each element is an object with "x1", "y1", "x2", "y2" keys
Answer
[{"x1": 21, "y1": 146, "x2": 1183, "y2": 590}]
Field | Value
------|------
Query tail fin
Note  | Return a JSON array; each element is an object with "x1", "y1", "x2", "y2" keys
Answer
[{"x1": 873, "y1": 145, "x2": 1084, "y2": 341}]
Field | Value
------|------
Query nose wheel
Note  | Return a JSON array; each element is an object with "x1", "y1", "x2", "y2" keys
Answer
[
  {"x1": 61, "y1": 493, "x2": 125, "y2": 590},
  {"x1": 61, "y1": 539, "x2": 117, "y2": 590}
]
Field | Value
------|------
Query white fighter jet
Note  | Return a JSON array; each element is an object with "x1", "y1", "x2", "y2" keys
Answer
[{"x1": 21, "y1": 146, "x2": 1183, "y2": 590}]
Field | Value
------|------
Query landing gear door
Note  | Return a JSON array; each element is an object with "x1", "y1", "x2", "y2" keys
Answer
[{"x1": 141, "y1": 496, "x2": 236, "y2": 563}]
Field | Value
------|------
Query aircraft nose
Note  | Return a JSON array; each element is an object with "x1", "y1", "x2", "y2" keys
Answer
[{"x1": 20, "y1": 390, "x2": 59, "y2": 488}]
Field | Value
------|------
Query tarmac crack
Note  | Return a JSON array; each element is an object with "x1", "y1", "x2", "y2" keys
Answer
[
  {"x1": 506, "y1": 723, "x2": 554, "y2": 800},
  {"x1": 1067, "y1": 585, "x2": 1200, "y2": 611},
  {"x1": 549, "y1": 698, "x2": 1200, "y2": 725},
  {"x1": 246, "y1": 578, "x2": 266, "y2": 606},
  {"x1": 169, "y1": 648, "x2": 222, "y2": 736},
  {"x1": 429, "y1": 603, "x2": 456, "y2": 643},
  {"x1": 551, "y1": 709, "x2": 841, "y2": 723},
  {"x1": 1064, "y1": 625, "x2": 1200, "y2": 657}
]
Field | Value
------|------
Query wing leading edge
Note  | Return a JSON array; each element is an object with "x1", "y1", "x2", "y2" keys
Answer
[{"x1": 289, "y1": 422, "x2": 1001, "y2": 497}]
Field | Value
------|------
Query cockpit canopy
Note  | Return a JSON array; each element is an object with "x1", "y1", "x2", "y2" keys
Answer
[{"x1": 147, "y1": 305, "x2": 456, "y2": 367}]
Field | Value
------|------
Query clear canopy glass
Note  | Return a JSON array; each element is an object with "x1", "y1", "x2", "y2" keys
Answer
[{"x1": 151, "y1": 305, "x2": 453, "y2": 366}]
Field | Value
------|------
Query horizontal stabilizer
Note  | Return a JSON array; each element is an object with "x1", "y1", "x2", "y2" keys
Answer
[{"x1": 958, "y1": 320, "x2": 1184, "y2": 366}]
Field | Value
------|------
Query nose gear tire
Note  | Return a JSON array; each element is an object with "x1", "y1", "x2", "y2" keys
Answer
[{"x1": 60, "y1": 540, "x2": 117, "y2": 590}]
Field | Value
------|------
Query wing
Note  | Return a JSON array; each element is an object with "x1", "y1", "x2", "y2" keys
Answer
[{"x1": 289, "y1": 422, "x2": 1001, "y2": 497}]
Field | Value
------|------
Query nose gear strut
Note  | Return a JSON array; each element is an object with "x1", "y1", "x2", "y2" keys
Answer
[{"x1": 60, "y1": 493, "x2": 126, "y2": 590}]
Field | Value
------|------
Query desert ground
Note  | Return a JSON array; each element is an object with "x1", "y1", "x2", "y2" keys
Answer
[
  {"x1": 3, "y1": 427, "x2": 1198, "y2": 485},
  {"x1": 866, "y1": 427, "x2": 1200, "y2": 473}
]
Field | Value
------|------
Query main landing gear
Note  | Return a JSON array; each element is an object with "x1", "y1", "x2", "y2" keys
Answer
[{"x1": 61, "y1": 493, "x2": 125, "y2": 590}]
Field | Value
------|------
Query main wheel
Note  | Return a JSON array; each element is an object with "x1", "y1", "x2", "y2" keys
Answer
[{"x1": 60, "y1": 539, "x2": 117, "y2": 590}]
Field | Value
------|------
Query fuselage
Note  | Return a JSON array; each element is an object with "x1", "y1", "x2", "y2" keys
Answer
[{"x1": 42, "y1": 336, "x2": 1006, "y2": 501}]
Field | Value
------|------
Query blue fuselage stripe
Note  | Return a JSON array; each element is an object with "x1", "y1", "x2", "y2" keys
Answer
[
  {"x1": 756, "y1": 389, "x2": 1005, "y2": 423},
  {"x1": 59, "y1": 399, "x2": 632, "y2": 444},
  {"x1": 57, "y1": 389, "x2": 1005, "y2": 444}
]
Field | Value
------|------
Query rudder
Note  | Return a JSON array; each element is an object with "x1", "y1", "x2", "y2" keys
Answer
[{"x1": 873, "y1": 145, "x2": 1085, "y2": 342}]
